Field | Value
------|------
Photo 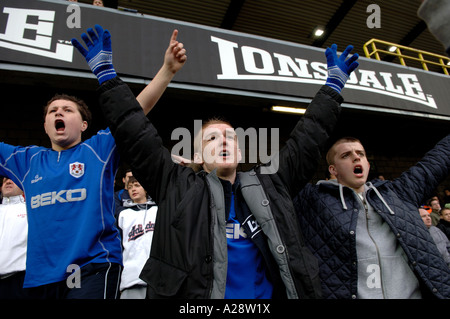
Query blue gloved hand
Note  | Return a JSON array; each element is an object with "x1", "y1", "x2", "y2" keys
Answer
[
  {"x1": 325, "y1": 44, "x2": 359, "y2": 93},
  {"x1": 71, "y1": 25, "x2": 117, "y2": 85}
]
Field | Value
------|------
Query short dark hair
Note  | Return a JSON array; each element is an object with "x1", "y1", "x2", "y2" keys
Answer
[
  {"x1": 126, "y1": 176, "x2": 139, "y2": 188},
  {"x1": 326, "y1": 136, "x2": 362, "y2": 165},
  {"x1": 43, "y1": 94, "x2": 92, "y2": 124}
]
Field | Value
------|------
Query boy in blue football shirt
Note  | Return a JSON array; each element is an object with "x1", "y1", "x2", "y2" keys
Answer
[{"x1": 0, "y1": 29, "x2": 186, "y2": 299}]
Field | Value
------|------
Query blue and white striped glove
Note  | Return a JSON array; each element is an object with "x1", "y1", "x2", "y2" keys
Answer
[
  {"x1": 71, "y1": 25, "x2": 117, "y2": 85},
  {"x1": 325, "y1": 44, "x2": 359, "y2": 93}
]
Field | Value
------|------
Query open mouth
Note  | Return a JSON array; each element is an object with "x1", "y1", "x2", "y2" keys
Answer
[
  {"x1": 219, "y1": 150, "x2": 230, "y2": 157},
  {"x1": 55, "y1": 119, "x2": 65, "y2": 132},
  {"x1": 353, "y1": 165, "x2": 363, "y2": 175}
]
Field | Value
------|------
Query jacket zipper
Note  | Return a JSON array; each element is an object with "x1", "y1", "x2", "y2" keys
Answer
[
  {"x1": 359, "y1": 193, "x2": 386, "y2": 299},
  {"x1": 204, "y1": 176, "x2": 215, "y2": 299}
]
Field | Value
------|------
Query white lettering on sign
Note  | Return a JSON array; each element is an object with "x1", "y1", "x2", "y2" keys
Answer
[
  {"x1": 0, "y1": 7, "x2": 74, "y2": 62},
  {"x1": 211, "y1": 36, "x2": 437, "y2": 109}
]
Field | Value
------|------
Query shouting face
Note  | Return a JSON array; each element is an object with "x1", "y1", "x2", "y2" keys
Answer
[
  {"x1": 328, "y1": 140, "x2": 370, "y2": 193},
  {"x1": 194, "y1": 123, "x2": 242, "y2": 182},
  {"x1": 44, "y1": 99, "x2": 88, "y2": 151}
]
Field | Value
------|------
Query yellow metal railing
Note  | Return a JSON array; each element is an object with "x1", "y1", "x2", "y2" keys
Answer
[{"x1": 363, "y1": 38, "x2": 450, "y2": 75}]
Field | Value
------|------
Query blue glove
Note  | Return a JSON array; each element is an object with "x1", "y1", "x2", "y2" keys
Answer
[
  {"x1": 325, "y1": 44, "x2": 359, "y2": 93},
  {"x1": 71, "y1": 25, "x2": 116, "y2": 85}
]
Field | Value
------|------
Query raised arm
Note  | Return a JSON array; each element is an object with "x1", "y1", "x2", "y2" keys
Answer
[
  {"x1": 71, "y1": 25, "x2": 186, "y2": 115},
  {"x1": 137, "y1": 29, "x2": 187, "y2": 115},
  {"x1": 271, "y1": 44, "x2": 359, "y2": 197},
  {"x1": 72, "y1": 25, "x2": 190, "y2": 202},
  {"x1": 391, "y1": 134, "x2": 450, "y2": 207}
]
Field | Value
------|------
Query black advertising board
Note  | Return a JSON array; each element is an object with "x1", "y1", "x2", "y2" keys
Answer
[{"x1": 1, "y1": 0, "x2": 450, "y2": 119}]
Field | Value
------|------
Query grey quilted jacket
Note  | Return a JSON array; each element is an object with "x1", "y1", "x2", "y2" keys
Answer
[{"x1": 294, "y1": 134, "x2": 450, "y2": 299}]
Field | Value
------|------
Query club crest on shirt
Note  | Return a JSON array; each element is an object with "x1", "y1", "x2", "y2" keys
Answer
[{"x1": 69, "y1": 162, "x2": 85, "y2": 178}]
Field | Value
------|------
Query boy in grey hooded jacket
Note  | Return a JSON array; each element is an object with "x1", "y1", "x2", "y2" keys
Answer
[{"x1": 294, "y1": 136, "x2": 450, "y2": 299}]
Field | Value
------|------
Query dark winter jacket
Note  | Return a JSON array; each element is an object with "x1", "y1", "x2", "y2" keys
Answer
[
  {"x1": 98, "y1": 77, "x2": 342, "y2": 298},
  {"x1": 294, "y1": 134, "x2": 450, "y2": 299}
]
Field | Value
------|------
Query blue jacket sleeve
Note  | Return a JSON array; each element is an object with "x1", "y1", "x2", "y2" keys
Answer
[{"x1": 0, "y1": 142, "x2": 42, "y2": 190}]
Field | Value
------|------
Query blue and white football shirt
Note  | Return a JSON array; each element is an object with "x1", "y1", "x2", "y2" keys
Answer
[
  {"x1": 0, "y1": 128, "x2": 122, "y2": 288},
  {"x1": 225, "y1": 193, "x2": 273, "y2": 298}
]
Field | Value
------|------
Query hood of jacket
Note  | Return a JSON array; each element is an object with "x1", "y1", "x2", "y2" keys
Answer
[
  {"x1": 122, "y1": 197, "x2": 156, "y2": 208},
  {"x1": 316, "y1": 179, "x2": 395, "y2": 214}
]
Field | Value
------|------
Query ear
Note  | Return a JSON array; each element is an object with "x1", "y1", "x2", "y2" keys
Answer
[
  {"x1": 329, "y1": 165, "x2": 337, "y2": 177},
  {"x1": 193, "y1": 152, "x2": 203, "y2": 164},
  {"x1": 237, "y1": 148, "x2": 242, "y2": 163},
  {"x1": 81, "y1": 121, "x2": 88, "y2": 132}
]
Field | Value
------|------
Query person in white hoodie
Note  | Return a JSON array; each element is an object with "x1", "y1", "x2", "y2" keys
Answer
[
  {"x1": 0, "y1": 177, "x2": 28, "y2": 299},
  {"x1": 117, "y1": 176, "x2": 157, "y2": 299}
]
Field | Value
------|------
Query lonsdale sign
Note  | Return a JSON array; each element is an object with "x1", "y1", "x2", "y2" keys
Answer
[
  {"x1": 1, "y1": 0, "x2": 449, "y2": 118},
  {"x1": 211, "y1": 35, "x2": 437, "y2": 109}
]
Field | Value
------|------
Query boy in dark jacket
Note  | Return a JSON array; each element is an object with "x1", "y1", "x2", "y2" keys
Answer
[
  {"x1": 294, "y1": 136, "x2": 450, "y2": 299},
  {"x1": 292, "y1": 1, "x2": 450, "y2": 299},
  {"x1": 72, "y1": 25, "x2": 358, "y2": 298}
]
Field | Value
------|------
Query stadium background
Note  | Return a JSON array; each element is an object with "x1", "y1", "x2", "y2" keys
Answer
[{"x1": 1, "y1": 0, "x2": 449, "y2": 194}]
